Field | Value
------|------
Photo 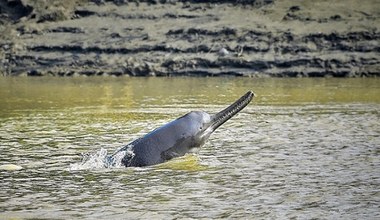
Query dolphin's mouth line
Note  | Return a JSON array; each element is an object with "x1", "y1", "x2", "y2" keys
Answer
[{"x1": 210, "y1": 91, "x2": 255, "y2": 131}]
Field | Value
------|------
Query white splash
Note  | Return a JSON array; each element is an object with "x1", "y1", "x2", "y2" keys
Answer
[
  {"x1": 69, "y1": 145, "x2": 134, "y2": 171},
  {"x1": 110, "y1": 149, "x2": 128, "y2": 167},
  {"x1": 110, "y1": 144, "x2": 134, "y2": 167},
  {"x1": 69, "y1": 148, "x2": 117, "y2": 170},
  {"x1": 69, "y1": 148, "x2": 109, "y2": 170}
]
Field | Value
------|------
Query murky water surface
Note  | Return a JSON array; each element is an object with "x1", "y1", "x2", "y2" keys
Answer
[{"x1": 0, "y1": 77, "x2": 379, "y2": 219}]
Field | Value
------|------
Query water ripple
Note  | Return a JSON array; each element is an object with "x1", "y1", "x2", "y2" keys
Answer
[{"x1": 1, "y1": 101, "x2": 379, "y2": 218}]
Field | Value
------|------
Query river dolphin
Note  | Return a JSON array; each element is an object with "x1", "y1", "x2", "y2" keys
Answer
[{"x1": 109, "y1": 91, "x2": 254, "y2": 167}]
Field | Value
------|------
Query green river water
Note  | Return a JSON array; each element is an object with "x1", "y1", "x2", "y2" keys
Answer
[{"x1": 0, "y1": 77, "x2": 379, "y2": 219}]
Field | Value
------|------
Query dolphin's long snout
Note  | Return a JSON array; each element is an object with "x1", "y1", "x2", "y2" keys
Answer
[{"x1": 210, "y1": 91, "x2": 254, "y2": 131}]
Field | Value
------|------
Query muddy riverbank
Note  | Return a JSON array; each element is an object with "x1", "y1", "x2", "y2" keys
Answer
[{"x1": 1, "y1": 0, "x2": 379, "y2": 77}]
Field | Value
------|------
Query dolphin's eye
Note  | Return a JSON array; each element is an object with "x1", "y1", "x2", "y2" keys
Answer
[{"x1": 199, "y1": 127, "x2": 202, "y2": 130}]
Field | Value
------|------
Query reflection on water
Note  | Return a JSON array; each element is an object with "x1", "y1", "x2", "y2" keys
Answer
[{"x1": 0, "y1": 77, "x2": 379, "y2": 219}]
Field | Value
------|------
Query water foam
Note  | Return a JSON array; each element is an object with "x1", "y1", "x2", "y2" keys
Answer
[{"x1": 69, "y1": 147, "x2": 128, "y2": 171}]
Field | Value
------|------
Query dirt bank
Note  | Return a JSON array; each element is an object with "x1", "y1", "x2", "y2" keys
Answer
[{"x1": 1, "y1": 0, "x2": 379, "y2": 77}]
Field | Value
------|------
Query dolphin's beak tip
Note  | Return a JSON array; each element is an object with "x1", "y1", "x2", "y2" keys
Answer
[{"x1": 248, "y1": 90, "x2": 256, "y2": 98}]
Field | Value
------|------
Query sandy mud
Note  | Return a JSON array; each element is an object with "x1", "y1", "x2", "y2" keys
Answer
[{"x1": 0, "y1": 0, "x2": 379, "y2": 77}]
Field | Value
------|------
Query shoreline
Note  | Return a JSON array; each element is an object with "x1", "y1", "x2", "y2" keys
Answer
[{"x1": 1, "y1": 0, "x2": 379, "y2": 77}]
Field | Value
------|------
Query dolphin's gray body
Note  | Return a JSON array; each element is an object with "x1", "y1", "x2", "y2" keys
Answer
[{"x1": 110, "y1": 91, "x2": 254, "y2": 167}]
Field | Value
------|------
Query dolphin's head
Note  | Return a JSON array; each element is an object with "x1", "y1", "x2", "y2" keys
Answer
[{"x1": 187, "y1": 91, "x2": 255, "y2": 148}]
